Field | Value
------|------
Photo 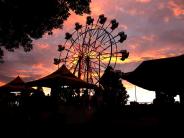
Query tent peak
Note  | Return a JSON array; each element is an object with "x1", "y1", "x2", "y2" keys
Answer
[{"x1": 7, "y1": 76, "x2": 25, "y2": 86}]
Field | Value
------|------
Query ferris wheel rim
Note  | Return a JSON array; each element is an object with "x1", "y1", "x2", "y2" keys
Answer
[
  {"x1": 55, "y1": 15, "x2": 128, "y2": 85},
  {"x1": 58, "y1": 26, "x2": 119, "y2": 69}
]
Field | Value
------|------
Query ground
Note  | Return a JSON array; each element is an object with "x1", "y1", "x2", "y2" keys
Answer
[{"x1": 0, "y1": 103, "x2": 183, "y2": 137}]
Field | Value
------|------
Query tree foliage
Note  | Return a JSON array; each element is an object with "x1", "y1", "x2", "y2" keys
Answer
[
  {"x1": 0, "y1": 0, "x2": 91, "y2": 62},
  {"x1": 99, "y1": 66, "x2": 129, "y2": 106}
]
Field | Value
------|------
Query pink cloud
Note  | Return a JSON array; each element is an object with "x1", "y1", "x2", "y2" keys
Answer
[
  {"x1": 168, "y1": 1, "x2": 184, "y2": 17},
  {"x1": 31, "y1": 63, "x2": 55, "y2": 78},
  {"x1": 0, "y1": 0, "x2": 184, "y2": 96},
  {"x1": 37, "y1": 43, "x2": 50, "y2": 49},
  {"x1": 163, "y1": 16, "x2": 170, "y2": 23},
  {"x1": 136, "y1": 0, "x2": 151, "y2": 3},
  {"x1": 141, "y1": 34, "x2": 157, "y2": 42}
]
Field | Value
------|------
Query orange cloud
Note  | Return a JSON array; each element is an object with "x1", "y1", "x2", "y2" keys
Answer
[
  {"x1": 16, "y1": 69, "x2": 30, "y2": 73},
  {"x1": 127, "y1": 9, "x2": 145, "y2": 16},
  {"x1": 90, "y1": 0, "x2": 105, "y2": 16},
  {"x1": 37, "y1": 43, "x2": 50, "y2": 49},
  {"x1": 37, "y1": 44, "x2": 49, "y2": 49},
  {"x1": 63, "y1": 12, "x2": 88, "y2": 32},
  {"x1": 31, "y1": 63, "x2": 55, "y2": 78},
  {"x1": 136, "y1": 0, "x2": 151, "y2": 3},
  {"x1": 0, "y1": 81, "x2": 5, "y2": 86},
  {"x1": 168, "y1": 1, "x2": 184, "y2": 17},
  {"x1": 16, "y1": 74, "x2": 31, "y2": 79},
  {"x1": 52, "y1": 28, "x2": 62, "y2": 37},
  {"x1": 141, "y1": 34, "x2": 157, "y2": 42}
]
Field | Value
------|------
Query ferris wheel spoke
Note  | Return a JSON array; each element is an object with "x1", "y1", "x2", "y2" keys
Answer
[
  {"x1": 64, "y1": 59, "x2": 77, "y2": 64},
  {"x1": 74, "y1": 64, "x2": 84, "y2": 78},
  {"x1": 92, "y1": 44, "x2": 111, "y2": 54},
  {"x1": 92, "y1": 73, "x2": 100, "y2": 83},
  {"x1": 68, "y1": 65, "x2": 77, "y2": 71},
  {"x1": 92, "y1": 76, "x2": 99, "y2": 83},
  {"x1": 76, "y1": 31, "x2": 83, "y2": 51},
  {"x1": 64, "y1": 54, "x2": 79, "y2": 59},
  {"x1": 66, "y1": 55, "x2": 79, "y2": 61},
  {"x1": 91, "y1": 27, "x2": 104, "y2": 49},
  {"x1": 81, "y1": 26, "x2": 87, "y2": 52},
  {"x1": 65, "y1": 45, "x2": 79, "y2": 55},
  {"x1": 65, "y1": 60, "x2": 78, "y2": 68},
  {"x1": 91, "y1": 16, "x2": 101, "y2": 35},
  {"x1": 91, "y1": 60, "x2": 107, "y2": 69},
  {"x1": 72, "y1": 46, "x2": 81, "y2": 53},
  {"x1": 94, "y1": 21, "x2": 107, "y2": 36},
  {"x1": 87, "y1": 30, "x2": 93, "y2": 52},
  {"x1": 95, "y1": 27, "x2": 111, "y2": 42},
  {"x1": 64, "y1": 58, "x2": 78, "y2": 63},
  {"x1": 69, "y1": 39, "x2": 81, "y2": 52},
  {"x1": 73, "y1": 59, "x2": 81, "y2": 75},
  {"x1": 100, "y1": 56, "x2": 111, "y2": 60},
  {"x1": 90, "y1": 64, "x2": 99, "y2": 73},
  {"x1": 90, "y1": 29, "x2": 109, "y2": 49},
  {"x1": 88, "y1": 69, "x2": 99, "y2": 82},
  {"x1": 70, "y1": 38, "x2": 81, "y2": 47},
  {"x1": 65, "y1": 44, "x2": 80, "y2": 58},
  {"x1": 89, "y1": 53, "x2": 111, "y2": 61},
  {"x1": 99, "y1": 33, "x2": 112, "y2": 45},
  {"x1": 92, "y1": 25, "x2": 100, "y2": 36},
  {"x1": 65, "y1": 49, "x2": 79, "y2": 55},
  {"x1": 83, "y1": 65, "x2": 87, "y2": 80},
  {"x1": 90, "y1": 67, "x2": 100, "y2": 79},
  {"x1": 99, "y1": 44, "x2": 113, "y2": 54},
  {"x1": 97, "y1": 29, "x2": 110, "y2": 43},
  {"x1": 102, "y1": 35, "x2": 120, "y2": 45},
  {"x1": 56, "y1": 14, "x2": 128, "y2": 85},
  {"x1": 99, "y1": 55, "x2": 111, "y2": 61},
  {"x1": 78, "y1": 27, "x2": 86, "y2": 41},
  {"x1": 99, "y1": 61, "x2": 109, "y2": 68}
]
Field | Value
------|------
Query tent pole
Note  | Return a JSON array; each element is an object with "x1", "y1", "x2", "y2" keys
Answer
[{"x1": 135, "y1": 85, "x2": 137, "y2": 102}]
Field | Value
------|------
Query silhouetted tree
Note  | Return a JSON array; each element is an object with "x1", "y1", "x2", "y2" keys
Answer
[
  {"x1": 0, "y1": 0, "x2": 91, "y2": 62},
  {"x1": 99, "y1": 66, "x2": 129, "y2": 107}
]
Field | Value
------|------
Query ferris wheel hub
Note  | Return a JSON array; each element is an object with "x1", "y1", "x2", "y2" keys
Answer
[{"x1": 54, "y1": 14, "x2": 128, "y2": 85}]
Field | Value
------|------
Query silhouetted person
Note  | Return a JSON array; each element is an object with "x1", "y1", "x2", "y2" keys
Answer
[
  {"x1": 154, "y1": 91, "x2": 175, "y2": 105},
  {"x1": 179, "y1": 93, "x2": 184, "y2": 104}
]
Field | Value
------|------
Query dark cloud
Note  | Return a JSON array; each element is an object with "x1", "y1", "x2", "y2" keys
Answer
[{"x1": 0, "y1": 74, "x2": 13, "y2": 83}]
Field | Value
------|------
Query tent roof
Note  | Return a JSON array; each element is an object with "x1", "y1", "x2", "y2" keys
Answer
[
  {"x1": 0, "y1": 76, "x2": 25, "y2": 88},
  {"x1": 26, "y1": 64, "x2": 95, "y2": 88},
  {"x1": 43, "y1": 64, "x2": 78, "y2": 79},
  {"x1": 5, "y1": 76, "x2": 25, "y2": 86},
  {"x1": 123, "y1": 54, "x2": 184, "y2": 95},
  {"x1": 0, "y1": 76, "x2": 39, "y2": 93}
]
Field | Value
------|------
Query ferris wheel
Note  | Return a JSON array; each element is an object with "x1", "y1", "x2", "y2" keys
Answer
[{"x1": 54, "y1": 14, "x2": 129, "y2": 85}]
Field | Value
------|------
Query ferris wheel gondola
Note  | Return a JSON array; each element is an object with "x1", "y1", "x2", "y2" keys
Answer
[{"x1": 54, "y1": 14, "x2": 129, "y2": 85}]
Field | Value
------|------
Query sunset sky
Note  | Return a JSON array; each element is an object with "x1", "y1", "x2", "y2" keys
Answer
[{"x1": 0, "y1": 0, "x2": 184, "y2": 103}]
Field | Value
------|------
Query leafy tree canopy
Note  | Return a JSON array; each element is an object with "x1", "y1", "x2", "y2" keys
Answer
[
  {"x1": 0, "y1": 0, "x2": 91, "y2": 62},
  {"x1": 100, "y1": 66, "x2": 129, "y2": 106}
]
